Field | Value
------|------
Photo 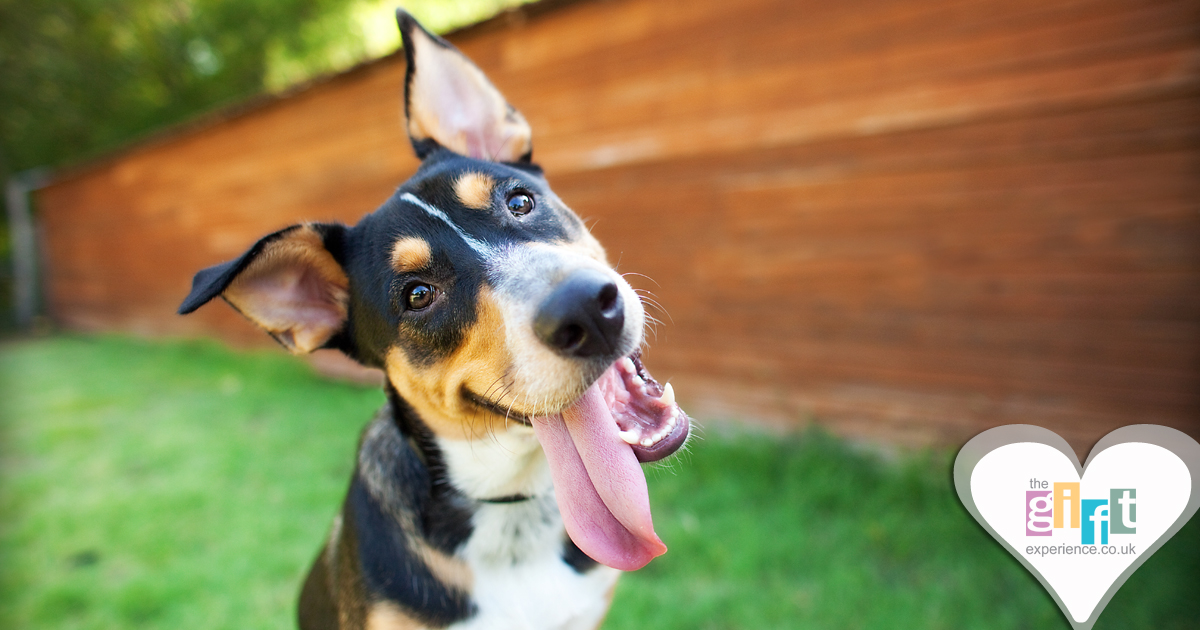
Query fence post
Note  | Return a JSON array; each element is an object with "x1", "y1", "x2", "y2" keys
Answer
[{"x1": 5, "y1": 168, "x2": 51, "y2": 329}]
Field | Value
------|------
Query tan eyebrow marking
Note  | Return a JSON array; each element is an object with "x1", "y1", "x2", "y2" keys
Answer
[
  {"x1": 454, "y1": 172, "x2": 495, "y2": 210},
  {"x1": 391, "y1": 236, "x2": 432, "y2": 272}
]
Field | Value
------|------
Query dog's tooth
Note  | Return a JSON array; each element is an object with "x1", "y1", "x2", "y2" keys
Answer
[
  {"x1": 631, "y1": 375, "x2": 644, "y2": 388},
  {"x1": 641, "y1": 437, "x2": 654, "y2": 448},
  {"x1": 660, "y1": 383, "x2": 675, "y2": 407},
  {"x1": 619, "y1": 429, "x2": 642, "y2": 446},
  {"x1": 620, "y1": 357, "x2": 636, "y2": 374}
]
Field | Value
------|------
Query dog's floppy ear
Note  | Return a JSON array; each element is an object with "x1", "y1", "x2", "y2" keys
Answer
[
  {"x1": 178, "y1": 223, "x2": 349, "y2": 355},
  {"x1": 397, "y1": 9, "x2": 533, "y2": 163}
]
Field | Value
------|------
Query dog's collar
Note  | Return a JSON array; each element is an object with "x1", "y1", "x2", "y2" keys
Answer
[{"x1": 478, "y1": 493, "x2": 534, "y2": 504}]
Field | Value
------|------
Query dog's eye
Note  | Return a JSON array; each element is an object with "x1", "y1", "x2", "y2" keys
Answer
[
  {"x1": 506, "y1": 191, "x2": 534, "y2": 217},
  {"x1": 406, "y1": 283, "x2": 436, "y2": 310}
]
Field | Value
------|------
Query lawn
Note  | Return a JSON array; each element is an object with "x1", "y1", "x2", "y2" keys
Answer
[{"x1": 0, "y1": 335, "x2": 1196, "y2": 629}]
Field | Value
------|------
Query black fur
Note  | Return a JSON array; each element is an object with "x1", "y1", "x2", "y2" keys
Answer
[
  {"x1": 562, "y1": 536, "x2": 600, "y2": 574},
  {"x1": 349, "y1": 475, "x2": 476, "y2": 626},
  {"x1": 385, "y1": 389, "x2": 476, "y2": 553}
]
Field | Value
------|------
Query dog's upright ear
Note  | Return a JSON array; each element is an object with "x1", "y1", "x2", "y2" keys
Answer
[
  {"x1": 178, "y1": 223, "x2": 349, "y2": 355},
  {"x1": 397, "y1": 9, "x2": 533, "y2": 162}
]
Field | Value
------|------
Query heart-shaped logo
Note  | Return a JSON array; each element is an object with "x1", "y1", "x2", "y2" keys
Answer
[{"x1": 954, "y1": 424, "x2": 1199, "y2": 629}]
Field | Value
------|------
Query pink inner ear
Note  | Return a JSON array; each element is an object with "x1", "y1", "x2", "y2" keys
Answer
[
  {"x1": 407, "y1": 27, "x2": 531, "y2": 162},
  {"x1": 229, "y1": 261, "x2": 347, "y2": 354}
]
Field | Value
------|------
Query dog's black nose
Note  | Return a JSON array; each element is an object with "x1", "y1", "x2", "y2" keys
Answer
[{"x1": 534, "y1": 269, "x2": 625, "y2": 358}]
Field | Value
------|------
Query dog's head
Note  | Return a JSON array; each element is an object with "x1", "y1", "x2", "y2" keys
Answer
[{"x1": 180, "y1": 11, "x2": 688, "y2": 571}]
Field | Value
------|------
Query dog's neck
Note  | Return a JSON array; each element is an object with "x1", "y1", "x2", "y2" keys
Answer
[
  {"x1": 385, "y1": 386, "x2": 553, "y2": 507},
  {"x1": 383, "y1": 386, "x2": 570, "y2": 570}
]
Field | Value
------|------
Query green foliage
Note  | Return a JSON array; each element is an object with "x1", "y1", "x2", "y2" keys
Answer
[
  {"x1": 0, "y1": 0, "x2": 359, "y2": 331},
  {"x1": 0, "y1": 0, "x2": 532, "y2": 330},
  {"x1": 2, "y1": 336, "x2": 1196, "y2": 629},
  {"x1": 0, "y1": 335, "x2": 382, "y2": 628},
  {"x1": 0, "y1": 0, "x2": 536, "y2": 175},
  {"x1": 0, "y1": 0, "x2": 359, "y2": 173},
  {"x1": 266, "y1": 0, "x2": 538, "y2": 91}
]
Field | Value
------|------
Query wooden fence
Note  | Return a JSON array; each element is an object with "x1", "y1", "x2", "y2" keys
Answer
[{"x1": 37, "y1": 0, "x2": 1200, "y2": 453}]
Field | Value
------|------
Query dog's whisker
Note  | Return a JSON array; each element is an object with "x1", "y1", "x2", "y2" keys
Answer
[
  {"x1": 621, "y1": 271, "x2": 661, "y2": 288},
  {"x1": 635, "y1": 292, "x2": 669, "y2": 312},
  {"x1": 637, "y1": 295, "x2": 673, "y2": 325},
  {"x1": 634, "y1": 295, "x2": 669, "y2": 317}
]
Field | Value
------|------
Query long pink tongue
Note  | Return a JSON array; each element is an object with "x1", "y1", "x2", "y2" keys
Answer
[{"x1": 531, "y1": 382, "x2": 666, "y2": 571}]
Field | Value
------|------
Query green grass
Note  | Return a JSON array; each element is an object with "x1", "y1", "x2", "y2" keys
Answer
[{"x1": 1, "y1": 335, "x2": 1196, "y2": 629}]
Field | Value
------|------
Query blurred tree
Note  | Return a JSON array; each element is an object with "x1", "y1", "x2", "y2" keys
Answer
[
  {"x1": 0, "y1": 0, "x2": 361, "y2": 330},
  {"x1": 0, "y1": 0, "x2": 362, "y2": 173},
  {"x1": 0, "y1": 0, "x2": 531, "y2": 331}
]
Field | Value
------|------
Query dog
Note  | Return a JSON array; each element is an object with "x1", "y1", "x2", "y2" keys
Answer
[{"x1": 179, "y1": 10, "x2": 690, "y2": 630}]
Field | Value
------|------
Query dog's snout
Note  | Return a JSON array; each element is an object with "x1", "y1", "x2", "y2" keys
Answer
[{"x1": 534, "y1": 269, "x2": 625, "y2": 358}]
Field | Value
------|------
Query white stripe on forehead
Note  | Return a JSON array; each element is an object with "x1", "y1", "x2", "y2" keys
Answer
[{"x1": 400, "y1": 192, "x2": 496, "y2": 257}]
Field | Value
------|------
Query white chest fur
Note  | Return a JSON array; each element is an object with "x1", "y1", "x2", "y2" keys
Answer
[{"x1": 437, "y1": 430, "x2": 620, "y2": 630}]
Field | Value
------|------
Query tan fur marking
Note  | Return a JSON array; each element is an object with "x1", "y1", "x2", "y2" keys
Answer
[
  {"x1": 366, "y1": 601, "x2": 424, "y2": 630},
  {"x1": 413, "y1": 541, "x2": 473, "y2": 591},
  {"x1": 454, "y1": 172, "x2": 495, "y2": 210},
  {"x1": 391, "y1": 237, "x2": 432, "y2": 272},
  {"x1": 385, "y1": 287, "x2": 514, "y2": 440},
  {"x1": 334, "y1": 512, "x2": 370, "y2": 630},
  {"x1": 223, "y1": 225, "x2": 348, "y2": 354},
  {"x1": 325, "y1": 514, "x2": 343, "y2": 577}
]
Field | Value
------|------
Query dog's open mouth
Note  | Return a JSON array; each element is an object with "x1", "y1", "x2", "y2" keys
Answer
[{"x1": 531, "y1": 351, "x2": 690, "y2": 571}]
